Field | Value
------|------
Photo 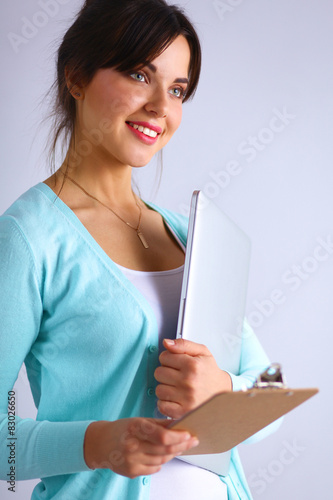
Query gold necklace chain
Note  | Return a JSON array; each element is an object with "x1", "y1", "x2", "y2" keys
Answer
[{"x1": 63, "y1": 173, "x2": 149, "y2": 249}]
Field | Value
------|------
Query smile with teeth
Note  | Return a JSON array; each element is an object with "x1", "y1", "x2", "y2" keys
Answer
[{"x1": 128, "y1": 122, "x2": 158, "y2": 138}]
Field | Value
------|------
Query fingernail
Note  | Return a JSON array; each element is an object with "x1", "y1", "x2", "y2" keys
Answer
[
  {"x1": 164, "y1": 339, "x2": 175, "y2": 345},
  {"x1": 191, "y1": 438, "x2": 199, "y2": 447}
]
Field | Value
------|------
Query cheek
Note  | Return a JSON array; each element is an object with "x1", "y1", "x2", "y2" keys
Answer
[
  {"x1": 83, "y1": 86, "x2": 141, "y2": 129},
  {"x1": 103, "y1": 87, "x2": 145, "y2": 122},
  {"x1": 81, "y1": 93, "x2": 108, "y2": 131},
  {"x1": 169, "y1": 105, "x2": 183, "y2": 134}
]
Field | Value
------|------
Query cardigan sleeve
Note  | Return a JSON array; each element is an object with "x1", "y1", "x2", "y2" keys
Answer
[
  {"x1": 0, "y1": 216, "x2": 93, "y2": 480},
  {"x1": 225, "y1": 319, "x2": 282, "y2": 443},
  {"x1": 226, "y1": 319, "x2": 271, "y2": 392}
]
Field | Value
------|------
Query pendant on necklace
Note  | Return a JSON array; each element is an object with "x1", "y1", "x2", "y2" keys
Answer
[{"x1": 137, "y1": 231, "x2": 149, "y2": 249}]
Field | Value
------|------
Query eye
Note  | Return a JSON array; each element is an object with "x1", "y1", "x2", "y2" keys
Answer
[
  {"x1": 169, "y1": 87, "x2": 186, "y2": 99},
  {"x1": 129, "y1": 72, "x2": 147, "y2": 83}
]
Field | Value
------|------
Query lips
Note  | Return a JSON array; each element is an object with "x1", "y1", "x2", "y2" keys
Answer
[{"x1": 126, "y1": 121, "x2": 162, "y2": 145}]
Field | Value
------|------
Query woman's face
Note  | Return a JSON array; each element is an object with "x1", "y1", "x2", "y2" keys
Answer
[{"x1": 75, "y1": 35, "x2": 191, "y2": 168}]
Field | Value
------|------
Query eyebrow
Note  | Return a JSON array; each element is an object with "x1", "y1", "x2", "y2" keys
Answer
[{"x1": 146, "y1": 63, "x2": 189, "y2": 85}]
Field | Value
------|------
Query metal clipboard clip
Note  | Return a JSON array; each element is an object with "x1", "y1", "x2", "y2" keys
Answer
[{"x1": 252, "y1": 363, "x2": 287, "y2": 389}]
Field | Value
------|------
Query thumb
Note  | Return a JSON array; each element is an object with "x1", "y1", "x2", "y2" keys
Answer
[{"x1": 163, "y1": 338, "x2": 210, "y2": 357}]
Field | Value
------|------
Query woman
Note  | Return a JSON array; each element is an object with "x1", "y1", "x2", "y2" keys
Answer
[{"x1": 0, "y1": 1, "x2": 275, "y2": 499}]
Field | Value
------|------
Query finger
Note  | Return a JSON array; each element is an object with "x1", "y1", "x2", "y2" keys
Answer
[
  {"x1": 157, "y1": 399, "x2": 184, "y2": 420},
  {"x1": 163, "y1": 338, "x2": 211, "y2": 356},
  {"x1": 159, "y1": 350, "x2": 186, "y2": 369},
  {"x1": 141, "y1": 465, "x2": 163, "y2": 476},
  {"x1": 123, "y1": 462, "x2": 163, "y2": 478},
  {"x1": 126, "y1": 419, "x2": 158, "y2": 442},
  {"x1": 154, "y1": 365, "x2": 180, "y2": 385},
  {"x1": 143, "y1": 423, "x2": 192, "y2": 447},
  {"x1": 155, "y1": 383, "x2": 181, "y2": 404},
  {"x1": 153, "y1": 418, "x2": 174, "y2": 428},
  {"x1": 143, "y1": 437, "x2": 200, "y2": 460},
  {"x1": 159, "y1": 350, "x2": 202, "y2": 374},
  {"x1": 127, "y1": 418, "x2": 180, "y2": 442},
  {"x1": 133, "y1": 435, "x2": 199, "y2": 475},
  {"x1": 132, "y1": 451, "x2": 173, "y2": 467}
]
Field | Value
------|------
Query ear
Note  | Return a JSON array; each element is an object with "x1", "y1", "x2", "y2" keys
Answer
[{"x1": 65, "y1": 66, "x2": 84, "y2": 100}]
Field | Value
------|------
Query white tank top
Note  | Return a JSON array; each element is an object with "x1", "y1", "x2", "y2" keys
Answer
[{"x1": 116, "y1": 262, "x2": 228, "y2": 500}]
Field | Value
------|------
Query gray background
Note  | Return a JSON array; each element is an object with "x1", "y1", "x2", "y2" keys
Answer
[{"x1": 1, "y1": 0, "x2": 332, "y2": 498}]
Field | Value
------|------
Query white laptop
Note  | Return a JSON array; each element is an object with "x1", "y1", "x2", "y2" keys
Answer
[{"x1": 175, "y1": 190, "x2": 251, "y2": 476}]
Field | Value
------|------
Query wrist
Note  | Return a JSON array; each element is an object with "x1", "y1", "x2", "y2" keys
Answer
[
  {"x1": 220, "y1": 370, "x2": 233, "y2": 392},
  {"x1": 83, "y1": 420, "x2": 109, "y2": 469}
]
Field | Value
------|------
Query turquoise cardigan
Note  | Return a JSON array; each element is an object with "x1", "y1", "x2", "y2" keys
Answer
[{"x1": 0, "y1": 183, "x2": 275, "y2": 499}]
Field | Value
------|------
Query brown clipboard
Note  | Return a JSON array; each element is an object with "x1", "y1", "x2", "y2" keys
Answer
[{"x1": 169, "y1": 386, "x2": 318, "y2": 455}]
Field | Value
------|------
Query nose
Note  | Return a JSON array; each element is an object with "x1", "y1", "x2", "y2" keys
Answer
[{"x1": 144, "y1": 88, "x2": 168, "y2": 118}]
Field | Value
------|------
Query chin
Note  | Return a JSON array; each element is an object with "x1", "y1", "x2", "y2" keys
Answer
[{"x1": 130, "y1": 155, "x2": 156, "y2": 168}]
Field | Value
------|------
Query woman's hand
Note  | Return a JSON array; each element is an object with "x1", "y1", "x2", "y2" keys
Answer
[
  {"x1": 154, "y1": 338, "x2": 232, "y2": 419},
  {"x1": 83, "y1": 418, "x2": 199, "y2": 478}
]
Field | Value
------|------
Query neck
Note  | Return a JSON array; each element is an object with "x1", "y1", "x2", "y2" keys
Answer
[{"x1": 59, "y1": 149, "x2": 137, "y2": 208}]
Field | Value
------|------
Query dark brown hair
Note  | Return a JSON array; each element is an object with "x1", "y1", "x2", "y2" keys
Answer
[{"x1": 46, "y1": 0, "x2": 201, "y2": 172}]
